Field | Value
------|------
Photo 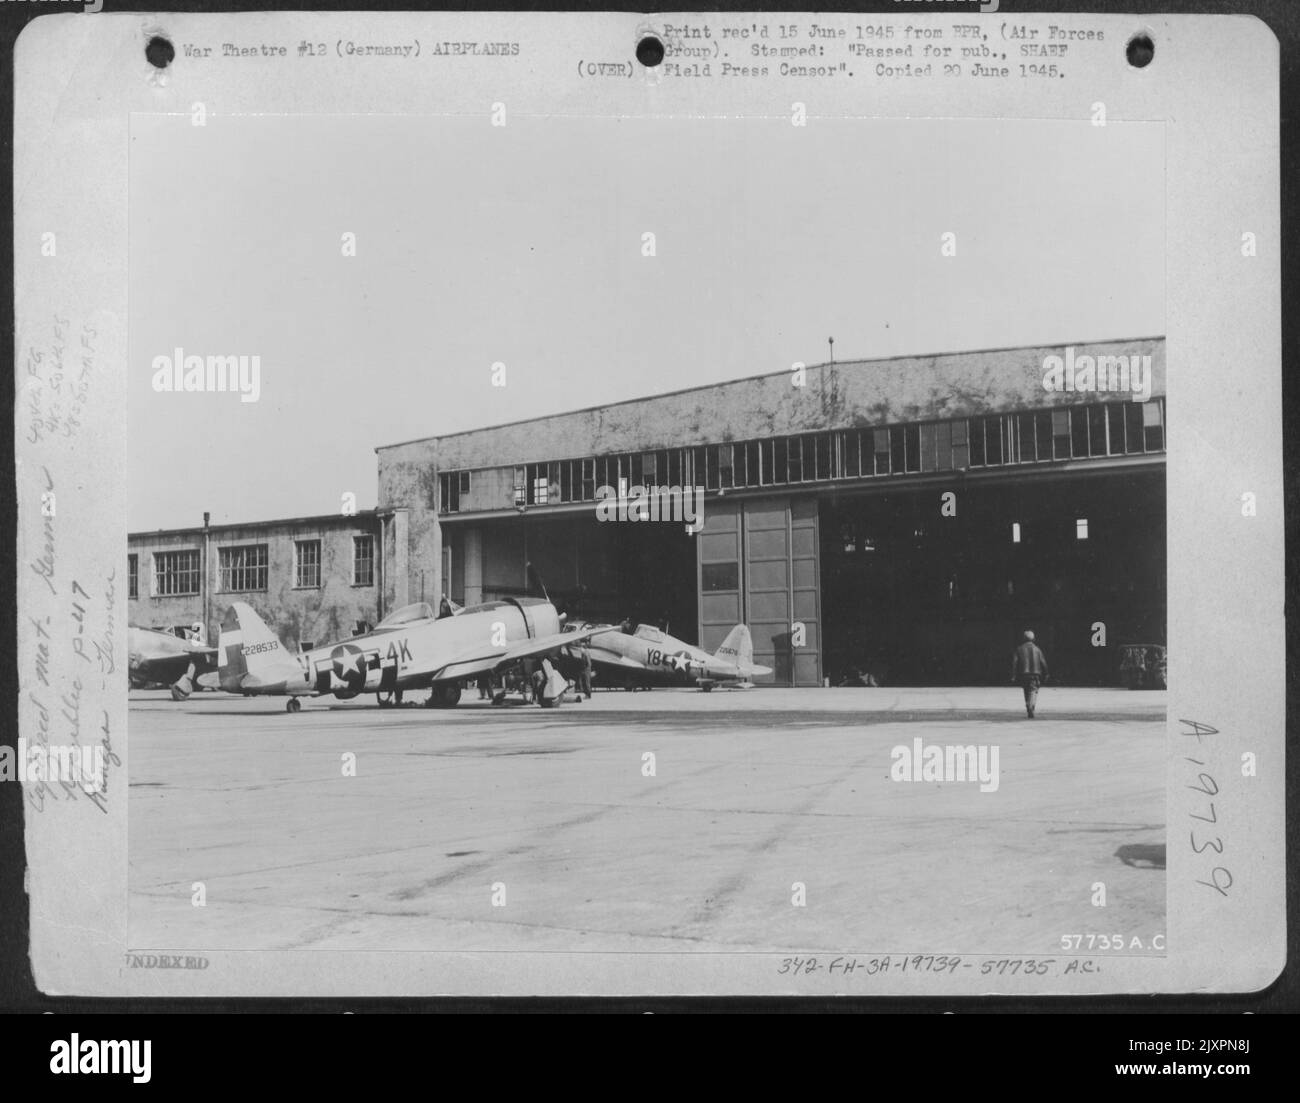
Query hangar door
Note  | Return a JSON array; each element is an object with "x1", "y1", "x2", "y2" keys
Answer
[{"x1": 697, "y1": 497, "x2": 821, "y2": 686}]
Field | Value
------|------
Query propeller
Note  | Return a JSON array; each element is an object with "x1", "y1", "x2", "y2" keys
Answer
[{"x1": 525, "y1": 561, "x2": 551, "y2": 604}]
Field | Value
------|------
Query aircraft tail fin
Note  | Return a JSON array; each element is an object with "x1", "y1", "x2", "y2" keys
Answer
[
  {"x1": 714, "y1": 625, "x2": 753, "y2": 668},
  {"x1": 217, "y1": 602, "x2": 302, "y2": 692},
  {"x1": 713, "y1": 624, "x2": 772, "y2": 679}
]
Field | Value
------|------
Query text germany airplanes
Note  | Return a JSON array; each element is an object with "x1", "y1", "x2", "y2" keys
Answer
[
  {"x1": 216, "y1": 596, "x2": 610, "y2": 711},
  {"x1": 561, "y1": 621, "x2": 772, "y2": 690}
]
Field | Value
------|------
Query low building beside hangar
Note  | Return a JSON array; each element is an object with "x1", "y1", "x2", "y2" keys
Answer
[
  {"x1": 377, "y1": 338, "x2": 1167, "y2": 687},
  {"x1": 127, "y1": 510, "x2": 392, "y2": 652}
]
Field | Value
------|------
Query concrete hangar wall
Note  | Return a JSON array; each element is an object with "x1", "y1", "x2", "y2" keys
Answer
[{"x1": 377, "y1": 337, "x2": 1167, "y2": 687}]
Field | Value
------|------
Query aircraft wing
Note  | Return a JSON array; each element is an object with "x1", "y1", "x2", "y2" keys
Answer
[
  {"x1": 431, "y1": 624, "x2": 611, "y2": 683},
  {"x1": 130, "y1": 649, "x2": 219, "y2": 686},
  {"x1": 586, "y1": 651, "x2": 652, "y2": 670}
]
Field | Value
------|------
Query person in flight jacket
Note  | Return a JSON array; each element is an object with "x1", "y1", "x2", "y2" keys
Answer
[{"x1": 1012, "y1": 630, "x2": 1049, "y2": 718}]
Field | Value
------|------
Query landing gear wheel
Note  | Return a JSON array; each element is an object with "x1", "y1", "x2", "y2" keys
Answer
[
  {"x1": 699, "y1": 682, "x2": 714, "y2": 692},
  {"x1": 428, "y1": 683, "x2": 462, "y2": 709},
  {"x1": 286, "y1": 698, "x2": 302, "y2": 713},
  {"x1": 377, "y1": 691, "x2": 399, "y2": 708}
]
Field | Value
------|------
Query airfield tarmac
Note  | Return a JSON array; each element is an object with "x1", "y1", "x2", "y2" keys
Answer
[{"x1": 127, "y1": 686, "x2": 1166, "y2": 955}]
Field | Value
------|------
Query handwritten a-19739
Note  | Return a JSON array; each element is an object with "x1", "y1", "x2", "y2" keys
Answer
[{"x1": 1181, "y1": 719, "x2": 1232, "y2": 899}]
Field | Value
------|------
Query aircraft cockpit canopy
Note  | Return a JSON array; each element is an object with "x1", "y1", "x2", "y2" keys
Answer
[
  {"x1": 376, "y1": 602, "x2": 435, "y2": 628},
  {"x1": 633, "y1": 625, "x2": 664, "y2": 643}
]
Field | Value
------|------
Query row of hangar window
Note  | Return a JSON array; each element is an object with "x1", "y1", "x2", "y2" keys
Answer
[
  {"x1": 438, "y1": 399, "x2": 1166, "y2": 514},
  {"x1": 129, "y1": 535, "x2": 376, "y2": 599}
]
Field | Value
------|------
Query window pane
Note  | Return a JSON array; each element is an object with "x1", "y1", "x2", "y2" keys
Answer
[
  {"x1": 985, "y1": 417, "x2": 1003, "y2": 465},
  {"x1": 920, "y1": 423, "x2": 937, "y2": 472},
  {"x1": 1071, "y1": 407, "x2": 1089, "y2": 458},
  {"x1": 155, "y1": 550, "x2": 200, "y2": 596},
  {"x1": 745, "y1": 441, "x2": 760, "y2": 487},
  {"x1": 717, "y1": 444, "x2": 734, "y2": 489},
  {"x1": 295, "y1": 540, "x2": 321, "y2": 588},
  {"x1": 220, "y1": 544, "x2": 268, "y2": 592},
  {"x1": 815, "y1": 433, "x2": 832, "y2": 480},
  {"x1": 1143, "y1": 400, "x2": 1164, "y2": 451},
  {"x1": 705, "y1": 446, "x2": 719, "y2": 490},
  {"x1": 874, "y1": 429, "x2": 891, "y2": 475},
  {"x1": 732, "y1": 443, "x2": 747, "y2": 487},
  {"x1": 970, "y1": 419, "x2": 986, "y2": 466},
  {"x1": 1088, "y1": 405, "x2": 1108, "y2": 456},
  {"x1": 1017, "y1": 413, "x2": 1036, "y2": 463},
  {"x1": 1107, "y1": 404, "x2": 1125, "y2": 454},
  {"x1": 773, "y1": 438, "x2": 788, "y2": 484},
  {"x1": 903, "y1": 425, "x2": 920, "y2": 472},
  {"x1": 936, "y1": 421, "x2": 953, "y2": 470},
  {"x1": 439, "y1": 470, "x2": 460, "y2": 509},
  {"x1": 701, "y1": 562, "x2": 739, "y2": 592},
  {"x1": 844, "y1": 431, "x2": 860, "y2": 477},
  {"x1": 1125, "y1": 402, "x2": 1145, "y2": 453},
  {"x1": 353, "y1": 535, "x2": 375, "y2": 586},
  {"x1": 889, "y1": 427, "x2": 905, "y2": 474},
  {"x1": 1036, "y1": 410, "x2": 1054, "y2": 460}
]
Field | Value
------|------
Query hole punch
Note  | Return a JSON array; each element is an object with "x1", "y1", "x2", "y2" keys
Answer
[
  {"x1": 1126, "y1": 33, "x2": 1154, "y2": 69},
  {"x1": 145, "y1": 35, "x2": 175, "y2": 70},
  {"x1": 636, "y1": 36, "x2": 664, "y2": 68}
]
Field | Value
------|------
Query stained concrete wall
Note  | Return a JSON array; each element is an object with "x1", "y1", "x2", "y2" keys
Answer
[
  {"x1": 381, "y1": 509, "x2": 410, "y2": 613},
  {"x1": 379, "y1": 339, "x2": 1165, "y2": 475}
]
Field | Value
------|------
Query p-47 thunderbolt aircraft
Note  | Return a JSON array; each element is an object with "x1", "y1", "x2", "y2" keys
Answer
[
  {"x1": 128, "y1": 625, "x2": 219, "y2": 700},
  {"x1": 217, "y1": 597, "x2": 608, "y2": 711},
  {"x1": 564, "y1": 622, "x2": 772, "y2": 691}
]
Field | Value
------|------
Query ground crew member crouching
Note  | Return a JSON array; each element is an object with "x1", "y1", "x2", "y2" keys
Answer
[{"x1": 1012, "y1": 630, "x2": 1049, "y2": 719}]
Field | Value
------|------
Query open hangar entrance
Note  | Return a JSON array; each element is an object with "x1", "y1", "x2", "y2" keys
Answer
[
  {"x1": 442, "y1": 509, "x2": 699, "y2": 639},
  {"x1": 818, "y1": 467, "x2": 1166, "y2": 686}
]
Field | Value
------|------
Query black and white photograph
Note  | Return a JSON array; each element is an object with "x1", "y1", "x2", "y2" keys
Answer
[
  {"x1": 11, "y1": 8, "x2": 1284, "y2": 1003},
  {"x1": 124, "y1": 109, "x2": 1170, "y2": 959}
]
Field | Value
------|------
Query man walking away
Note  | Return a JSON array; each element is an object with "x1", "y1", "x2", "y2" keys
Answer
[{"x1": 1012, "y1": 630, "x2": 1049, "y2": 718}]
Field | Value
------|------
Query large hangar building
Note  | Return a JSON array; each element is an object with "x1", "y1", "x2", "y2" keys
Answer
[{"x1": 377, "y1": 337, "x2": 1166, "y2": 687}]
